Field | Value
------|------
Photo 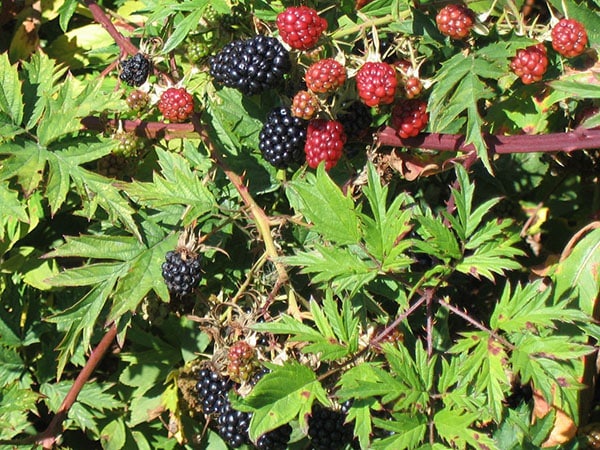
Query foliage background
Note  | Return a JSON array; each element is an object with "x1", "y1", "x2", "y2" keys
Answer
[{"x1": 0, "y1": 0, "x2": 599, "y2": 449}]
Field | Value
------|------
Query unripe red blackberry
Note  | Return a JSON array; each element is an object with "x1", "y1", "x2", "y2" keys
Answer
[
  {"x1": 305, "y1": 58, "x2": 347, "y2": 93},
  {"x1": 304, "y1": 119, "x2": 347, "y2": 170},
  {"x1": 227, "y1": 341, "x2": 257, "y2": 383},
  {"x1": 356, "y1": 62, "x2": 397, "y2": 107},
  {"x1": 403, "y1": 76, "x2": 423, "y2": 99},
  {"x1": 126, "y1": 89, "x2": 150, "y2": 112},
  {"x1": 391, "y1": 99, "x2": 429, "y2": 138},
  {"x1": 119, "y1": 53, "x2": 151, "y2": 87},
  {"x1": 436, "y1": 4, "x2": 475, "y2": 40},
  {"x1": 276, "y1": 6, "x2": 327, "y2": 51},
  {"x1": 551, "y1": 18, "x2": 588, "y2": 58},
  {"x1": 158, "y1": 87, "x2": 194, "y2": 123},
  {"x1": 510, "y1": 43, "x2": 548, "y2": 85},
  {"x1": 292, "y1": 90, "x2": 319, "y2": 120}
]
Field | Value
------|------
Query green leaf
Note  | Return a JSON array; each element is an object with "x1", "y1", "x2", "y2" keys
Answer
[
  {"x1": 0, "y1": 346, "x2": 23, "y2": 387},
  {"x1": 58, "y1": 0, "x2": 79, "y2": 31},
  {"x1": 434, "y1": 407, "x2": 498, "y2": 449},
  {"x1": 490, "y1": 281, "x2": 590, "y2": 333},
  {"x1": 0, "y1": 382, "x2": 39, "y2": 440},
  {"x1": 285, "y1": 244, "x2": 378, "y2": 293},
  {"x1": 0, "y1": 52, "x2": 24, "y2": 126},
  {"x1": 287, "y1": 166, "x2": 361, "y2": 245},
  {"x1": 162, "y1": 7, "x2": 206, "y2": 53},
  {"x1": 371, "y1": 414, "x2": 427, "y2": 450},
  {"x1": 0, "y1": 183, "x2": 29, "y2": 240},
  {"x1": 101, "y1": 418, "x2": 127, "y2": 450},
  {"x1": 0, "y1": 139, "x2": 47, "y2": 195},
  {"x1": 36, "y1": 75, "x2": 121, "y2": 146},
  {"x1": 553, "y1": 227, "x2": 600, "y2": 315},
  {"x1": 414, "y1": 215, "x2": 462, "y2": 260},
  {"x1": 361, "y1": 163, "x2": 413, "y2": 268},
  {"x1": 124, "y1": 149, "x2": 215, "y2": 225},
  {"x1": 239, "y1": 362, "x2": 328, "y2": 442},
  {"x1": 21, "y1": 51, "x2": 68, "y2": 130}
]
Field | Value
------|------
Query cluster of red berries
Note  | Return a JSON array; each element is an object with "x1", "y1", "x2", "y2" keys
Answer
[
  {"x1": 276, "y1": 6, "x2": 327, "y2": 50},
  {"x1": 158, "y1": 87, "x2": 195, "y2": 123},
  {"x1": 227, "y1": 341, "x2": 258, "y2": 383}
]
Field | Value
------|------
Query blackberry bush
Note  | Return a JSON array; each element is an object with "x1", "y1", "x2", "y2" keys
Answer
[{"x1": 196, "y1": 368, "x2": 233, "y2": 415}]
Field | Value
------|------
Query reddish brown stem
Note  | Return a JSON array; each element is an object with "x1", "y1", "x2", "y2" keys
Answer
[
  {"x1": 84, "y1": 0, "x2": 138, "y2": 56},
  {"x1": 377, "y1": 126, "x2": 600, "y2": 154},
  {"x1": 37, "y1": 324, "x2": 118, "y2": 449}
]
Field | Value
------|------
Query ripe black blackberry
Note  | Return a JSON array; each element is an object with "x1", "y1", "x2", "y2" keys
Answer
[
  {"x1": 196, "y1": 368, "x2": 233, "y2": 415},
  {"x1": 119, "y1": 53, "x2": 151, "y2": 87},
  {"x1": 256, "y1": 423, "x2": 293, "y2": 450},
  {"x1": 217, "y1": 399, "x2": 252, "y2": 448},
  {"x1": 308, "y1": 405, "x2": 354, "y2": 450},
  {"x1": 161, "y1": 249, "x2": 201, "y2": 298},
  {"x1": 210, "y1": 35, "x2": 291, "y2": 96},
  {"x1": 259, "y1": 106, "x2": 307, "y2": 169},
  {"x1": 337, "y1": 101, "x2": 373, "y2": 141}
]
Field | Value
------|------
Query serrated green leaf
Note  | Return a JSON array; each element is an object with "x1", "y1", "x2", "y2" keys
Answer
[
  {"x1": 414, "y1": 215, "x2": 461, "y2": 260},
  {"x1": 371, "y1": 414, "x2": 427, "y2": 450},
  {"x1": 45, "y1": 234, "x2": 142, "y2": 261},
  {"x1": 0, "y1": 183, "x2": 29, "y2": 240},
  {"x1": 58, "y1": 0, "x2": 79, "y2": 31},
  {"x1": 286, "y1": 244, "x2": 378, "y2": 293},
  {"x1": 21, "y1": 51, "x2": 67, "y2": 130},
  {"x1": 0, "y1": 382, "x2": 39, "y2": 440},
  {"x1": 435, "y1": 408, "x2": 498, "y2": 449},
  {"x1": 288, "y1": 165, "x2": 361, "y2": 245},
  {"x1": 240, "y1": 363, "x2": 328, "y2": 442},
  {"x1": 124, "y1": 149, "x2": 215, "y2": 224},
  {"x1": 0, "y1": 52, "x2": 23, "y2": 126},
  {"x1": 0, "y1": 139, "x2": 47, "y2": 195},
  {"x1": 553, "y1": 228, "x2": 600, "y2": 315},
  {"x1": 0, "y1": 346, "x2": 23, "y2": 387},
  {"x1": 36, "y1": 75, "x2": 121, "y2": 146}
]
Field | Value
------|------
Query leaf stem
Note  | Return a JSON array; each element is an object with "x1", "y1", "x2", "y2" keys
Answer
[{"x1": 84, "y1": 0, "x2": 138, "y2": 56}]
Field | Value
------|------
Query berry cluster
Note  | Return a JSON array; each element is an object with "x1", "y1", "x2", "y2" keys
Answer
[
  {"x1": 510, "y1": 43, "x2": 548, "y2": 85},
  {"x1": 119, "y1": 53, "x2": 151, "y2": 87},
  {"x1": 292, "y1": 90, "x2": 319, "y2": 120},
  {"x1": 435, "y1": 4, "x2": 475, "y2": 40},
  {"x1": 305, "y1": 58, "x2": 347, "y2": 93},
  {"x1": 276, "y1": 6, "x2": 327, "y2": 50},
  {"x1": 391, "y1": 99, "x2": 429, "y2": 139},
  {"x1": 259, "y1": 106, "x2": 307, "y2": 169},
  {"x1": 161, "y1": 249, "x2": 202, "y2": 297},
  {"x1": 305, "y1": 119, "x2": 347, "y2": 170},
  {"x1": 307, "y1": 404, "x2": 354, "y2": 450},
  {"x1": 356, "y1": 62, "x2": 398, "y2": 107},
  {"x1": 210, "y1": 35, "x2": 291, "y2": 96},
  {"x1": 227, "y1": 341, "x2": 257, "y2": 383},
  {"x1": 196, "y1": 368, "x2": 293, "y2": 449},
  {"x1": 158, "y1": 87, "x2": 194, "y2": 123},
  {"x1": 551, "y1": 18, "x2": 588, "y2": 58}
]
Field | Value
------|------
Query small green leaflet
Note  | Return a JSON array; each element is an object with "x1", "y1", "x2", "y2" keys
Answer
[
  {"x1": 552, "y1": 227, "x2": 600, "y2": 315},
  {"x1": 0, "y1": 52, "x2": 23, "y2": 126},
  {"x1": 253, "y1": 296, "x2": 359, "y2": 361},
  {"x1": 434, "y1": 407, "x2": 498, "y2": 449},
  {"x1": 371, "y1": 414, "x2": 428, "y2": 450},
  {"x1": 288, "y1": 165, "x2": 361, "y2": 245},
  {"x1": 235, "y1": 363, "x2": 329, "y2": 442},
  {"x1": 124, "y1": 149, "x2": 215, "y2": 225}
]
